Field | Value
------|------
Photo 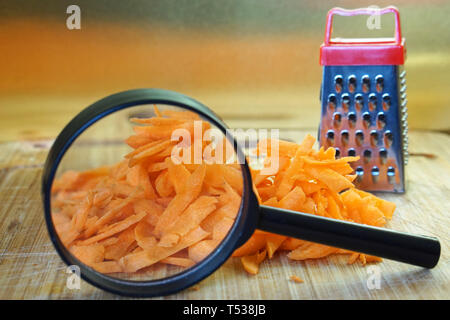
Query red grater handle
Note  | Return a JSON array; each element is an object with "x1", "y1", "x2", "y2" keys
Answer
[{"x1": 324, "y1": 6, "x2": 402, "y2": 45}]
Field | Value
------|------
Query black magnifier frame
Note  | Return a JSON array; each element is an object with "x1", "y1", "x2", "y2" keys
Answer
[
  {"x1": 42, "y1": 88, "x2": 259, "y2": 297},
  {"x1": 42, "y1": 88, "x2": 440, "y2": 298}
]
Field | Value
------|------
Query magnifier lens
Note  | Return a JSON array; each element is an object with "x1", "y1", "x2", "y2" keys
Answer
[{"x1": 50, "y1": 104, "x2": 244, "y2": 282}]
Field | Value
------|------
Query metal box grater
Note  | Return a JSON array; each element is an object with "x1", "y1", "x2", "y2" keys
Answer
[{"x1": 318, "y1": 6, "x2": 408, "y2": 193}]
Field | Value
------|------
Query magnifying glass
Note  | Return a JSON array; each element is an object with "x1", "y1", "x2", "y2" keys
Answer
[{"x1": 42, "y1": 88, "x2": 440, "y2": 297}]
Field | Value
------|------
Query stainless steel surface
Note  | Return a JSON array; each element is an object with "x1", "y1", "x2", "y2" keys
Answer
[{"x1": 319, "y1": 65, "x2": 407, "y2": 192}]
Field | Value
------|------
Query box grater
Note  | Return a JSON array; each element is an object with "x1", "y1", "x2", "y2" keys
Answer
[{"x1": 318, "y1": 6, "x2": 408, "y2": 193}]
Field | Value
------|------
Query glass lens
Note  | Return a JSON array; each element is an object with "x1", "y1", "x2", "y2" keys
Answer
[{"x1": 50, "y1": 104, "x2": 243, "y2": 281}]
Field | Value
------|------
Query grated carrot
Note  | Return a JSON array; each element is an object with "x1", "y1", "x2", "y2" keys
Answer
[{"x1": 52, "y1": 110, "x2": 395, "y2": 280}]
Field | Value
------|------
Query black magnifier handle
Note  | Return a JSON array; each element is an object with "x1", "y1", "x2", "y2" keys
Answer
[{"x1": 258, "y1": 205, "x2": 440, "y2": 268}]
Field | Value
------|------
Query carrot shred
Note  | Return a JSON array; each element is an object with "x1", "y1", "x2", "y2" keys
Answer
[
  {"x1": 189, "y1": 239, "x2": 220, "y2": 263},
  {"x1": 240, "y1": 250, "x2": 267, "y2": 275},
  {"x1": 232, "y1": 233, "x2": 267, "y2": 257},
  {"x1": 120, "y1": 226, "x2": 209, "y2": 272},
  {"x1": 128, "y1": 140, "x2": 173, "y2": 167},
  {"x1": 104, "y1": 227, "x2": 136, "y2": 260},
  {"x1": 290, "y1": 275, "x2": 304, "y2": 283},
  {"x1": 134, "y1": 220, "x2": 157, "y2": 250},
  {"x1": 166, "y1": 158, "x2": 191, "y2": 194},
  {"x1": 92, "y1": 261, "x2": 123, "y2": 273},
  {"x1": 305, "y1": 166, "x2": 354, "y2": 193},
  {"x1": 70, "y1": 244, "x2": 105, "y2": 267},
  {"x1": 78, "y1": 211, "x2": 146, "y2": 246},
  {"x1": 165, "y1": 196, "x2": 218, "y2": 239},
  {"x1": 154, "y1": 170, "x2": 175, "y2": 198},
  {"x1": 265, "y1": 234, "x2": 286, "y2": 259},
  {"x1": 153, "y1": 164, "x2": 206, "y2": 237},
  {"x1": 212, "y1": 216, "x2": 234, "y2": 241},
  {"x1": 279, "y1": 186, "x2": 306, "y2": 211},
  {"x1": 288, "y1": 242, "x2": 338, "y2": 261},
  {"x1": 279, "y1": 238, "x2": 306, "y2": 251},
  {"x1": 99, "y1": 237, "x2": 119, "y2": 247},
  {"x1": 161, "y1": 257, "x2": 195, "y2": 268}
]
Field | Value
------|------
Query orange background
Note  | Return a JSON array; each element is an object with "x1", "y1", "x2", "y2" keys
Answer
[{"x1": 0, "y1": 0, "x2": 449, "y2": 141}]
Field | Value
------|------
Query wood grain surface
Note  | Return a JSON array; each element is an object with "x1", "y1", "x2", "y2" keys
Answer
[{"x1": 0, "y1": 130, "x2": 448, "y2": 300}]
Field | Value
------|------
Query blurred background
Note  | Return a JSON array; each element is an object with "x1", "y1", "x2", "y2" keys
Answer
[{"x1": 0, "y1": 0, "x2": 449, "y2": 141}]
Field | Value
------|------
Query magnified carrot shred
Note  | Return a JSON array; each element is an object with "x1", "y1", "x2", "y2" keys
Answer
[
  {"x1": 153, "y1": 164, "x2": 206, "y2": 237},
  {"x1": 134, "y1": 220, "x2": 157, "y2": 250},
  {"x1": 166, "y1": 158, "x2": 191, "y2": 194},
  {"x1": 189, "y1": 239, "x2": 221, "y2": 263},
  {"x1": 161, "y1": 257, "x2": 196, "y2": 268},
  {"x1": 93, "y1": 261, "x2": 123, "y2": 274},
  {"x1": 52, "y1": 106, "x2": 396, "y2": 280},
  {"x1": 70, "y1": 243, "x2": 105, "y2": 267},
  {"x1": 120, "y1": 226, "x2": 209, "y2": 272},
  {"x1": 104, "y1": 227, "x2": 136, "y2": 260}
]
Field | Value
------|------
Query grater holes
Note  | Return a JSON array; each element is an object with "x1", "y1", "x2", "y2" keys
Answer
[
  {"x1": 348, "y1": 75, "x2": 357, "y2": 93},
  {"x1": 328, "y1": 94, "x2": 337, "y2": 110},
  {"x1": 355, "y1": 94, "x2": 363, "y2": 111},
  {"x1": 400, "y1": 70, "x2": 406, "y2": 78},
  {"x1": 335, "y1": 148, "x2": 341, "y2": 158},
  {"x1": 375, "y1": 75, "x2": 384, "y2": 92},
  {"x1": 362, "y1": 112, "x2": 371, "y2": 128},
  {"x1": 368, "y1": 94, "x2": 377, "y2": 111},
  {"x1": 362, "y1": 75, "x2": 370, "y2": 93},
  {"x1": 334, "y1": 75, "x2": 343, "y2": 93},
  {"x1": 348, "y1": 112, "x2": 357, "y2": 128},
  {"x1": 370, "y1": 130, "x2": 379, "y2": 146},
  {"x1": 387, "y1": 166, "x2": 396, "y2": 184},
  {"x1": 355, "y1": 166, "x2": 364, "y2": 182},
  {"x1": 355, "y1": 130, "x2": 364, "y2": 146},
  {"x1": 377, "y1": 112, "x2": 386, "y2": 129},
  {"x1": 326, "y1": 130, "x2": 335, "y2": 145},
  {"x1": 382, "y1": 93, "x2": 391, "y2": 111},
  {"x1": 379, "y1": 148, "x2": 388, "y2": 164},
  {"x1": 341, "y1": 93, "x2": 350, "y2": 111},
  {"x1": 384, "y1": 130, "x2": 393, "y2": 147},
  {"x1": 363, "y1": 149, "x2": 372, "y2": 163},
  {"x1": 341, "y1": 130, "x2": 349, "y2": 146},
  {"x1": 371, "y1": 166, "x2": 380, "y2": 183},
  {"x1": 348, "y1": 148, "x2": 356, "y2": 157},
  {"x1": 333, "y1": 112, "x2": 342, "y2": 128}
]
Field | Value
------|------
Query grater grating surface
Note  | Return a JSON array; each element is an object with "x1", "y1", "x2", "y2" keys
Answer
[{"x1": 319, "y1": 65, "x2": 408, "y2": 192}]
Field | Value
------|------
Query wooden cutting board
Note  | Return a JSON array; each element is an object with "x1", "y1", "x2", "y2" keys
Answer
[{"x1": 0, "y1": 130, "x2": 449, "y2": 299}]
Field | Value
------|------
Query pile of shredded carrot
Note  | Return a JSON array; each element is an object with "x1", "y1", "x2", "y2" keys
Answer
[
  {"x1": 236, "y1": 135, "x2": 396, "y2": 274},
  {"x1": 51, "y1": 105, "x2": 396, "y2": 277}
]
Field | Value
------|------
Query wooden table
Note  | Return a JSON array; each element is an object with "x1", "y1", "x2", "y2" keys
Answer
[{"x1": 0, "y1": 127, "x2": 448, "y2": 300}]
